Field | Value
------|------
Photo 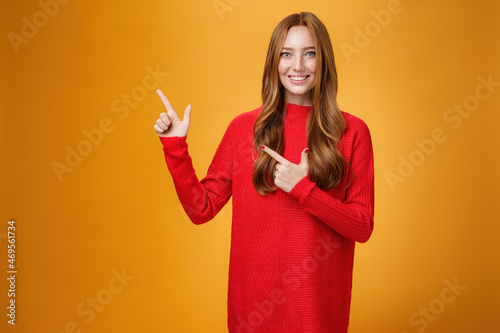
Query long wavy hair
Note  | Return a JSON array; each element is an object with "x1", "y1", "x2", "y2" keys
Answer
[{"x1": 252, "y1": 12, "x2": 352, "y2": 196}]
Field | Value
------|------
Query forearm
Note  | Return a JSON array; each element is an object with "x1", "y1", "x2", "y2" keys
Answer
[
  {"x1": 160, "y1": 136, "x2": 232, "y2": 224},
  {"x1": 289, "y1": 173, "x2": 374, "y2": 243}
]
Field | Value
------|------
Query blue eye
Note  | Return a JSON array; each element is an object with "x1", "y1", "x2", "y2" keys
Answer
[
  {"x1": 281, "y1": 52, "x2": 291, "y2": 57},
  {"x1": 306, "y1": 51, "x2": 316, "y2": 57}
]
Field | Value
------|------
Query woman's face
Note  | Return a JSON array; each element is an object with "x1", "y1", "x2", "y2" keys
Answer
[{"x1": 278, "y1": 25, "x2": 317, "y2": 106}]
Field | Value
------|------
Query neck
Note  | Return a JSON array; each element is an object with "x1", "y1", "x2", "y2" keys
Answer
[{"x1": 284, "y1": 93, "x2": 313, "y2": 106}]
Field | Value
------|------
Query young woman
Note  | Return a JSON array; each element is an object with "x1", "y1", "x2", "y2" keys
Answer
[{"x1": 153, "y1": 12, "x2": 374, "y2": 333}]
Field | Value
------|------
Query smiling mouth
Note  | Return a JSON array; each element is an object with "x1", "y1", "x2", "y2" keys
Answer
[{"x1": 289, "y1": 75, "x2": 309, "y2": 81}]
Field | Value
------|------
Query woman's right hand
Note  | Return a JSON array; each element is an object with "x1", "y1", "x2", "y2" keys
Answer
[{"x1": 154, "y1": 89, "x2": 191, "y2": 137}]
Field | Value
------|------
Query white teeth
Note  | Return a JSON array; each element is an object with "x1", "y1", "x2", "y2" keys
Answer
[{"x1": 290, "y1": 76, "x2": 308, "y2": 81}]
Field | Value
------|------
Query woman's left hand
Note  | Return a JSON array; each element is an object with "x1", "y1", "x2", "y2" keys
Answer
[{"x1": 260, "y1": 145, "x2": 309, "y2": 193}]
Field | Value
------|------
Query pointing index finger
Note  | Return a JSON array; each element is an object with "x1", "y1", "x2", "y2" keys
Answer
[
  {"x1": 156, "y1": 89, "x2": 178, "y2": 118},
  {"x1": 261, "y1": 145, "x2": 288, "y2": 164}
]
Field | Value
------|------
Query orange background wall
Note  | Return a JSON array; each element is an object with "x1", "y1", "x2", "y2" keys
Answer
[{"x1": 1, "y1": 0, "x2": 499, "y2": 332}]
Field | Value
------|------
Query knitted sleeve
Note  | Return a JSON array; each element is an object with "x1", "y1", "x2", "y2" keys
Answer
[
  {"x1": 288, "y1": 118, "x2": 374, "y2": 243},
  {"x1": 159, "y1": 126, "x2": 234, "y2": 225}
]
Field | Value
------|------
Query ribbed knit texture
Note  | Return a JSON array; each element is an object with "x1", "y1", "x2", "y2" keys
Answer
[{"x1": 159, "y1": 103, "x2": 374, "y2": 333}]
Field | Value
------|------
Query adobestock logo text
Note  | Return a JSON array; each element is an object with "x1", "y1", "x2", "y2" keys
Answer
[
  {"x1": 8, "y1": 0, "x2": 73, "y2": 54},
  {"x1": 52, "y1": 65, "x2": 168, "y2": 182}
]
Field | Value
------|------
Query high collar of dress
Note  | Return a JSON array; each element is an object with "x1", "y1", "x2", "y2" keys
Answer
[{"x1": 285, "y1": 103, "x2": 312, "y2": 114}]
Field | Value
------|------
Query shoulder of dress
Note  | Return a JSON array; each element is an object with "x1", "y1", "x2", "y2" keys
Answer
[
  {"x1": 341, "y1": 110, "x2": 371, "y2": 136},
  {"x1": 227, "y1": 106, "x2": 262, "y2": 130}
]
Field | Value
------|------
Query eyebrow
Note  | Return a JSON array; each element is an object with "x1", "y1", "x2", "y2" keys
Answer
[{"x1": 282, "y1": 46, "x2": 315, "y2": 50}]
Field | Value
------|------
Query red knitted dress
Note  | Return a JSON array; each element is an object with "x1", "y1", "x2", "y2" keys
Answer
[{"x1": 159, "y1": 103, "x2": 374, "y2": 332}]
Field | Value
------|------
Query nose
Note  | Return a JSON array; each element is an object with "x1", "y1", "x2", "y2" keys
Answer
[{"x1": 293, "y1": 57, "x2": 304, "y2": 71}]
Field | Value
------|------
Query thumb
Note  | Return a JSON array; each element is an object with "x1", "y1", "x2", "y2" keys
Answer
[
  {"x1": 299, "y1": 148, "x2": 309, "y2": 166},
  {"x1": 182, "y1": 104, "x2": 192, "y2": 125}
]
